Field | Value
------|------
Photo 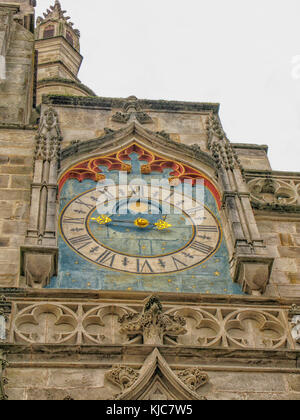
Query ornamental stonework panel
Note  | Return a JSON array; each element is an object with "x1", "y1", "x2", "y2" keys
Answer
[{"x1": 7, "y1": 299, "x2": 296, "y2": 350}]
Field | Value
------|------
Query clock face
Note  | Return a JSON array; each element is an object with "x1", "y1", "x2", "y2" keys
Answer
[{"x1": 59, "y1": 184, "x2": 222, "y2": 275}]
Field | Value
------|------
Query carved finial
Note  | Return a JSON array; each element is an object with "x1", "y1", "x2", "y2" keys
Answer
[
  {"x1": 177, "y1": 368, "x2": 209, "y2": 391},
  {"x1": 105, "y1": 365, "x2": 139, "y2": 391},
  {"x1": 35, "y1": 107, "x2": 62, "y2": 162},
  {"x1": 119, "y1": 295, "x2": 186, "y2": 345}
]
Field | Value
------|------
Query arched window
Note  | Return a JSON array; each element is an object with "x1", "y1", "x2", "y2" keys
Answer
[
  {"x1": 43, "y1": 25, "x2": 55, "y2": 39},
  {"x1": 66, "y1": 30, "x2": 74, "y2": 47}
]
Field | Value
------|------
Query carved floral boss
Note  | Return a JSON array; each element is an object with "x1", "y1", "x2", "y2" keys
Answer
[{"x1": 58, "y1": 143, "x2": 221, "y2": 208}]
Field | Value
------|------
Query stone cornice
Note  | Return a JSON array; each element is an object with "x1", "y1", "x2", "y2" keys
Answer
[
  {"x1": 1, "y1": 344, "x2": 300, "y2": 372},
  {"x1": 60, "y1": 122, "x2": 217, "y2": 172},
  {"x1": 1, "y1": 288, "x2": 299, "y2": 308},
  {"x1": 232, "y1": 143, "x2": 269, "y2": 153},
  {"x1": 0, "y1": 123, "x2": 37, "y2": 130},
  {"x1": 42, "y1": 94, "x2": 220, "y2": 114},
  {"x1": 38, "y1": 77, "x2": 96, "y2": 97}
]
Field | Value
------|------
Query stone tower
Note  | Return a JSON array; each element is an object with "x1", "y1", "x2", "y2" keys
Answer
[
  {"x1": 35, "y1": 0, "x2": 94, "y2": 104},
  {"x1": 0, "y1": 0, "x2": 300, "y2": 401},
  {"x1": 0, "y1": 0, "x2": 36, "y2": 125}
]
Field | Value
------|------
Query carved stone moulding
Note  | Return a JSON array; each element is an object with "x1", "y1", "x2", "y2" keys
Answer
[
  {"x1": 20, "y1": 246, "x2": 58, "y2": 289},
  {"x1": 247, "y1": 177, "x2": 300, "y2": 208},
  {"x1": 8, "y1": 297, "x2": 294, "y2": 350}
]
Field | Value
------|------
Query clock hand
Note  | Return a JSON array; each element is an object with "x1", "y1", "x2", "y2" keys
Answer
[{"x1": 91, "y1": 215, "x2": 172, "y2": 230}]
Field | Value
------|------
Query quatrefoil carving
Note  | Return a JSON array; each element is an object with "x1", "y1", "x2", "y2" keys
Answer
[
  {"x1": 225, "y1": 310, "x2": 287, "y2": 349},
  {"x1": 166, "y1": 307, "x2": 221, "y2": 347},
  {"x1": 14, "y1": 304, "x2": 77, "y2": 344}
]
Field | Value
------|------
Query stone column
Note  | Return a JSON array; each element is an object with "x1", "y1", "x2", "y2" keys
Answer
[
  {"x1": 206, "y1": 115, "x2": 273, "y2": 295},
  {"x1": 21, "y1": 106, "x2": 61, "y2": 288},
  {"x1": 0, "y1": 4, "x2": 19, "y2": 81}
]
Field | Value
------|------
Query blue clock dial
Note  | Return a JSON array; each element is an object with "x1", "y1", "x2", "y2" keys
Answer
[{"x1": 60, "y1": 185, "x2": 222, "y2": 275}]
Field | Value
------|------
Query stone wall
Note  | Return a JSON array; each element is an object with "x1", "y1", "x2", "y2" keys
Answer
[
  {"x1": 0, "y1": 4, "x2": 35, "y2": 125},
  {"x1": 258, "y1": 216, "x2": 300, "y2": 297},
  {"x1": 0, "y1": 128, "x2": 35, "y2": 287}
]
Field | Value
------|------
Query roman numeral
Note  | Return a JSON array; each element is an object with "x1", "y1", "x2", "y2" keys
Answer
[
  {"x1": 163, "y1": 190, "x2": 175, "y2": 202},
  {"x1": 190, "y1": 241, "x2": 213, "y2": 254},
  {"x1": 69, "y1": 234, "x2": 92, "y2": 250},
  {"x1": 63, "y1": 217, "x2": 84, "y2": 225},
  {"x1": 198, "y1": 226, "x2": 218, "y2": 232},
  {"x1": 98, "y1": 186, "x2": 115, "y2": 199},
  {"x1": 95, "y1": 250, "x2": 116, "y2": 267},
  {"x1": 136, "y1": 259, "x2": 154, "y2": 273},
  {"x1": 171, "y1": 257, "x2": 188, "y2": 270},
  {"x1": 75, "y1": 199, "x2": 94, "y2": 209},
  {"x1": 185, "y1": 206, "x2": 204, "y2": 215}
]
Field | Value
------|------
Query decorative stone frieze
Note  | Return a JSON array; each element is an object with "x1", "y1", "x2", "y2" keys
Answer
[
  {"x1": 118, "y1": 296, "x2": 187, "y2": 345},
  {"x1": 8, "y1": 297, "x2": 295, "y2": 350},
  {"x1": 11, "y1": 302, "x2": 135, "y2": 345},
  {"x1": 247, "y1": 177, "x2": 300, "y2": 209}
]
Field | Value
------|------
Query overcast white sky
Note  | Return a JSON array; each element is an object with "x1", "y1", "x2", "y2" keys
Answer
[{"x1": 36, "y1": 0, "x2": 300, "y2": 172}]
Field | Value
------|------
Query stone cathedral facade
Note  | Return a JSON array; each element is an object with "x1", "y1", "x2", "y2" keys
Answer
[{"x1": 0, "y1": 0, "x2": 300, "y2": 401}]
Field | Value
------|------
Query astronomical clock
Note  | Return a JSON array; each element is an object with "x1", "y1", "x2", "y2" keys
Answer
[{"x1": 52, "y1": 143, "x2": 242, "y2": 295}]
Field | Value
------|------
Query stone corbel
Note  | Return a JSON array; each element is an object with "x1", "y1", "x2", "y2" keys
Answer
[
  {"x1": 20, "y1": 246, "x2": 58, "y2": 289},
  {"x1": 233, "y1": 256, "x2": 274, "y2": 295}
]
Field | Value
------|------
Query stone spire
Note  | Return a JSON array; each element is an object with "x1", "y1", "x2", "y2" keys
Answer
[
  {"x1": 36, "y1": 0, "x2": 80, "y2": 39},
  {"x1": 36, "y1": 0, "x2": 80, "y2": 50},
  {"x1": 34, "y1": 0, "x2": 90, "y2": 104}
]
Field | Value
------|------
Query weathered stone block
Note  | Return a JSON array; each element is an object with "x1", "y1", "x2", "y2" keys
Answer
[
  {"x1": 0, "y1": 174, "x2": 9, "y2": 188},
  {"x1": 208, "y1": 372, "x2": 286, "y2": 393},
  {"x1": 10, "y1": 174, "x2": 31, "y2": 189},
  {"x1": 0, "y1": 201, "x2": 13, "y2": 218},
  {"x1": 0, "y1": 237, "x2": 9, "y2": 247},
  {"x1": 47, "y1": 369, "x2": 105, "y2": 388},
  {"x1": 288, "y1": 273, "x2": 300, "y2": 284},
  {"x1": 2, "y1": 220, "x2": 27, "y2": 235},
  {"x1": 0, "y1": 155, "x2": 9, "y2": 164},
  {"x1": 287, "y1": 375, "x2": 300, "y2": 392},
  {"x1": 0, "y1": 166, "x2": 32, "y2": 175},
  {"x1": 9, "y1": 156, "x2": 32, "y2": 165},
  {"x1": 278, "y1": 246, "x2": 300, "y2": 259},
  {"x1": 0, "y1": 189, "x2": 30, "y2": 200},
  {"x1": 6, "y1": 368, "x2": 49, "y2": 388}
]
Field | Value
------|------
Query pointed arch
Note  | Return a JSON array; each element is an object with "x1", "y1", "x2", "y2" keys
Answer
[
  {"x1": 114, "y1": 348, "x2": 207, "y2": 400},
  {"x1": 58, "y1": 123, "x2": 222, "y2": 208}
]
